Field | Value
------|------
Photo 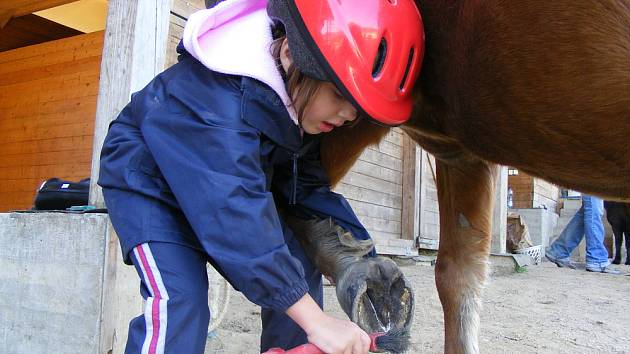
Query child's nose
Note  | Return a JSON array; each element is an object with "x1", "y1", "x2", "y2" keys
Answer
[{"x1": 340, "y1": 104, "x2": 357, "y2": 123}]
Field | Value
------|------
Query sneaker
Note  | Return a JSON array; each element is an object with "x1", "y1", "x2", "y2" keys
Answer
[
  {"x1": 585, "y1": 265, "x2": 623, "y2": 275},
  {"x1": 545, "y1": 253, "x2": 577, "y2": 269}
]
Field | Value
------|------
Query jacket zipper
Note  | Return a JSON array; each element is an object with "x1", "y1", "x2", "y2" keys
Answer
[{"x1": 291, "y1": 152, "x2": 298, "y2": 205}]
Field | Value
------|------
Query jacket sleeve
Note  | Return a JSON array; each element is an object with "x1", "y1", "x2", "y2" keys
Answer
[
  {"x1": 139, "y1": 94, "x2": 308, "y2": 312},
  {"x1": 273, "y1": 136, "x2": 376, "y2": 256}
]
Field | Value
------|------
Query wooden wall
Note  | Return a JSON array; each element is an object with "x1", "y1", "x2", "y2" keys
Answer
[
  {"x1": 532, "y1": 178, "x2": 560, "y2": 212},
  {"x1": 508, "y1": 172, "x2": 534, "y2": 209},
  {"x1": 508, "y1": 171, "x2": 559, "y2": 212},
  {"x1": 335, "y1": 129, "x2": 405, "y2": 244},
  {"x1": 166, "y1": 0, "x2": 205, "y2": 68},
  {"x1": 0, "y1": 31, "x2": 103, "y2": 211}
]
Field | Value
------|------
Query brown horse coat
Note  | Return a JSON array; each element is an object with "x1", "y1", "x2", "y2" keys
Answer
[{"x1": 320, "y1": 1, "x2": 630, "y2": 353}]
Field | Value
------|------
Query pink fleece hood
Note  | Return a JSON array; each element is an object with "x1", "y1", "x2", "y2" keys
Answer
[{"x1": 183, "y1": 0, "x2": 298, "y2": 125}]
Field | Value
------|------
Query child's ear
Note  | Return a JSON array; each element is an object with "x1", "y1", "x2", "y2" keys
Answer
[{"x1": 280, "y1": 38, "x2": 293, "y2": 73}]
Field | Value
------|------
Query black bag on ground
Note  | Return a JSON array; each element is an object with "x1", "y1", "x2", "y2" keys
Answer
[{"x1": 33, "y1": 178, "x2": 90, "y2": 210}]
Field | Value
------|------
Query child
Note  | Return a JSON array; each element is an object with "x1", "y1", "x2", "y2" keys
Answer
[{"x1": 98, "y1": 0, "x2": 424, "y2": 353}]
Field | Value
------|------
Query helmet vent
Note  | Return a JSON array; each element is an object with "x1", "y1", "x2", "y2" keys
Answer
[
  {"x1": 372, "y1": 38, "x2": 387, "y2": 78},
  {"x1": 399, "y1": 47, "x2": 415, "y2": 91}
]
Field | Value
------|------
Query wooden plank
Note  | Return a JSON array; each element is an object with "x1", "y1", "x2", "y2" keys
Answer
[
  {"x1": 374, "y1": 239, "x2": 415, "y2": 256},
  {"x1": 0, "y1": 31, "x2": 103, "y2": 69},
  {"x1": 357, "y1": 148, "x2": 402, "y2": 171},
  {"x1": 419, "y1": 152, "x2": 441, "y2": 245},
  {"x1": 0, "y1": 43, "x2": 102, "y2": 76},
  {"x1": 422, "y1": 210, "x2": 440, "y2": 226},
  {"x1": 335, "y1": 183, "x2": 401, "y2": 209},
  {"x1": 1, "y1": 102, "x2": 97, "y2": 128},
  {"x1": 417, "y1": 236, "x2": 439, "y2": 250},
  {"x1": 165, "y1": 15, "x2": 185, "y2": 68},
  {"x1": 3, "y1": 96, "x2": 97, "y2": 120},
  {"x1": 369, "y1": 230, "x2": 403, "y2": 241},
  {"x1": 416, "y1": 147, "x2": 428, "y2": 244},
  {"x1": 401, "y1": 134, "x2": 418, "y2": 241},
  {"x1": 383, "y1": 128, "x2": 403, "y2": 146},
  {"x1": 491, "y1": 166, "x2": 508, "y2": 253},
  {"x1": 356, "y1": 215, "x2": 402, "y2": 234},
  {"x1": 171, "y1": 0, "x2": 206, "y2": 19},
  {"x1": 377, "y1": 139, "x2": 402, "y2": 158},
  {"x1": 3, "y1": 123, "x2": 93, "y2": 144},
  {"x1": 1, "y1": 136, "x2": 92, "y2": 157},
  {"x1": 0, "y1": 163, "x2": 91, "y2": 180},
  {"x1": 340, "y1": 171, "x2": 402, "y2": 197},
  {"x1": 0, "y1": 55, "x2": 102, "y2": 86},
  {"x1": 1, "y1": 149, "x2": 92, "y2": 167},
  {"x1": 349, "y1": 159, "x2": 402, "y2": 185},
  {"x1": 345, "y1": 199, "x2": 401, "y2": 221}
]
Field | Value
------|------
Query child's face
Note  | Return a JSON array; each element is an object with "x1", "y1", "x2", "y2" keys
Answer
[
  {"x1": 278, "y1": 38, "x2": 358, "y2": 134},
  {"x1": 300, "y1": 82, "x2": 357, "y2": 134}
]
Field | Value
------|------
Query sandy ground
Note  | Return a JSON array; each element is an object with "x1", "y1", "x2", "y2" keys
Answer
[{"x1": 204, "y1": 259, "x2": 630, "y2": 354}]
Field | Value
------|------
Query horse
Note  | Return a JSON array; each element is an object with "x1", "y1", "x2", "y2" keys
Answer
[
  {"x1": 604, "y1": 201, "x2": 630, "y2": 265},
  {"x1": 319, "y1": 1, "x2": 630, "y2": 353}
]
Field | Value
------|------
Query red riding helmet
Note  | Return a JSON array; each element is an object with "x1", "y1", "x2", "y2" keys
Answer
[{"x1": 267, "y1": 0, "x2": 425, "y2": 126}]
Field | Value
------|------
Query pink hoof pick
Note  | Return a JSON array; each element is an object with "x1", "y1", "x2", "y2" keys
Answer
[{"x1": 262, "y1": 328, "x2": 409, "y2": 354}]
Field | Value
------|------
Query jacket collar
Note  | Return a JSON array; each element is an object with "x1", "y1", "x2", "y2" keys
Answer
[
  {"x1": 240, "y1": 77, "x2": 302, "y2": 152},
  {"x1": 182, "y1": 0, "x2": 298, "y2": 125}
]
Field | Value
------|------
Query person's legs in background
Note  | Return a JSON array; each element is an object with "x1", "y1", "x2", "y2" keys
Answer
[
  {"x1": 546, "y1": 203, "x2": 585, "y2": 269},
  {"x1": 583, "y1": 195, "x2": 622, "y2": 274}
]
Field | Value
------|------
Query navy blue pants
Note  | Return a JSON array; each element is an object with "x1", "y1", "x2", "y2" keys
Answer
[{"x1": 125, "y1": 235, "x2": 323, "y2": 353}]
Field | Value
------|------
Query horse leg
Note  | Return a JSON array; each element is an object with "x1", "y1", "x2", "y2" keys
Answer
[
  {"x1": 434, "y1": 157, "x2": 497, "y2": 354},
  {"x1": 611, "y1": 225, "x2": 623, "y2": 265},
  {"x1": 624, "y1": 227, "x2": 630, "y2": 265}
]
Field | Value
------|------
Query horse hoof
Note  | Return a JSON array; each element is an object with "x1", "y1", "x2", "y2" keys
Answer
[
  {"x1": 612, "y1": 259, "x2": 621, "y2": 265},
  {"x1": 335, "y1": 257, "x2": 414, "y2": 335}
]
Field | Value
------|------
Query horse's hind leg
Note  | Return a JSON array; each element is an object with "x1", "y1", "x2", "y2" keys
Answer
[
  {"x1": 623, "y1": 227, "x2": 630, "y2": 265},
  {"x1": 611, "y1": 225, "x2": 623, "y2": 264},
  {"x1": 434, "y1": 157, "x2": 497, "y2": 354}
]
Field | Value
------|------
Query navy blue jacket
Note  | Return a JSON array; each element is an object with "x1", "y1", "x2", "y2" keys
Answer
[{"x1": 98, "y1": 51, "x2": 372, "y2": 311}]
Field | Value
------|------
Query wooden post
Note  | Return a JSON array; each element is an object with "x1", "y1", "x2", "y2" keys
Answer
[
  {"x1": 88, "y1": 1, "x2": 172, "y2": 353},
  {"x1": 401, "y1": 134, "x2": 420, "y2": 241},
  {"x1": 89, "y1": 0, "x2": 172, "y2": 207},
  {"x1": 416, "y1": 148, "x2": 428, "y2": 241},
  {"x1": 491, "y1": 166, "x2": 508, "y2": 253}
]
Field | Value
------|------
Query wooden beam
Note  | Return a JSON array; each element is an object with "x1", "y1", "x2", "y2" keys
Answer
[
  {"x1": 0, "y1": 0, "x2": 77, "y2": 28},
  {"x1": 0, "y1": 14, "x2": 82, "y2": 51},
  {"x1": 401, "y1": 133, "x2": 421, "y2": 243},
  {"x1": 89, "y1": 1, "x2": 172, "y2": 347},
  {"x1": 0, "y1": 11, "x2": 11, "y2": 28},
  {"x1": 491, "y1": 166, "x2": 508, "y2": 254},
  {"x1": 89, "y1": 0, "x2": 172, "y2": 209}
]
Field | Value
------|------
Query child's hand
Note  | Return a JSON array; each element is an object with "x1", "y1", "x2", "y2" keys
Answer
[
  {"x1": 305, "y1": 314, "x2": 370, "y2": 354},
  {"x1": 286, "y1": 294, "x2": 370, "y2": 354}
]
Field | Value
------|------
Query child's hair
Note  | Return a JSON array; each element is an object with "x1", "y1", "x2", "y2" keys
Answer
[{"x1": 270, "y1": 23, "x2": 321, "y2": 123}]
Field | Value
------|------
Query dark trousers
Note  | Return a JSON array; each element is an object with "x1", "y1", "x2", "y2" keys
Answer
[{"x1": 125, "y1": 233, "x2": 322, "y2": 353}]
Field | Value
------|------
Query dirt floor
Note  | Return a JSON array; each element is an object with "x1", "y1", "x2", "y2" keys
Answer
[{"x1": 204, "y1": 259, "x2": 630, "y2": 354}]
